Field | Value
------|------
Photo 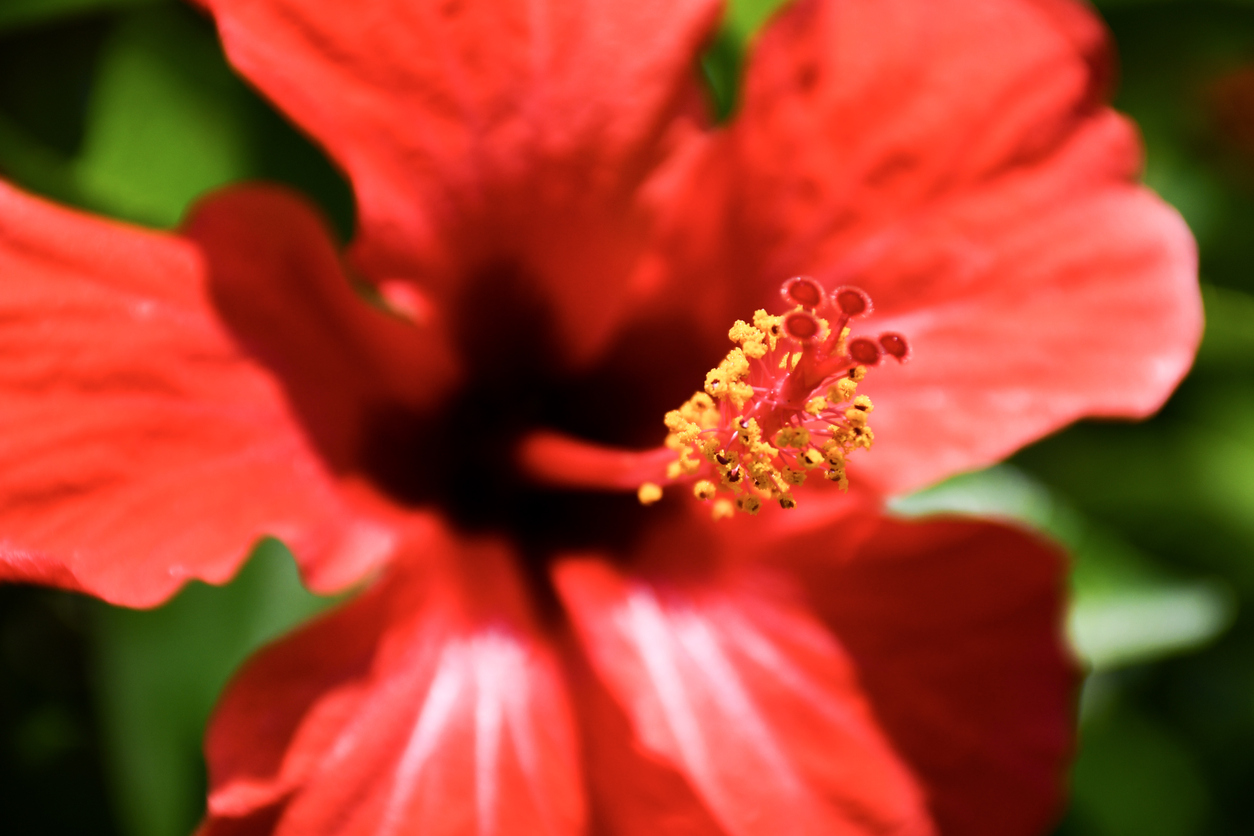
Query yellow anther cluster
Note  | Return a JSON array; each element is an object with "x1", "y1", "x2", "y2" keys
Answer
[
  {"x1": 728, "y1": 320, "x2": 768, "y2": 359},
  {"x1": 752, "y1": 311, "x2": 784, "y2": 350},
  {"x1": 662, "y1": 393, "x2": 722, "y2": 480},
  {"x1": 643, "y1": 301, "x2": 878, "y2": 518},
  {"x1": 704, "y1": 347, "x2": 754, "y2": 408},
  {"x1": 774, "y1": 427, "x2": 810, "y2": 448}
]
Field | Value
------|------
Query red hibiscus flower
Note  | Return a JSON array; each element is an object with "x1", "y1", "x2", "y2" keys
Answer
[{"x1": 0, "y1": 0, "x2": 1199, "y2": 834}]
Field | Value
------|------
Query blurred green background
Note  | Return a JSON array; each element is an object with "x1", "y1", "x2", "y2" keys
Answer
[{"x1": 1, "y1": 0, "x2": 1252, "y2": 834}]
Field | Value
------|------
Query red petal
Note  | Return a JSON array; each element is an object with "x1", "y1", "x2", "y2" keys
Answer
[
  {"x1": 791, "y1": 517, "x2": 1076, "y2": 836},
  {"x1": 0, "y1": 182, "x2": 388, "y2": 606},
  {"x1": 554, "y1": 556, "x2": 936, "y2": 836},
  {"x1": 563, "y1": 640, "x2": 727, "y2": 836},
  {"x1": 183, "y1": 186, "x2": 465, "y2": 587},
  {"x1": 204, "y1": 530, "x2": 584, "y2": 836},
  {"x1": 196, "y1": 806, "x2": 286, "y2": 836},
  {"x1": 853, "y1": 181, "x2": 1197, "y2": 494},
  {"x1": 199, "y1": 0, "x2": 720, "y2": 364},
  {"x1": 664, "y1": 0, "x2": 1200, "y2": 495}
]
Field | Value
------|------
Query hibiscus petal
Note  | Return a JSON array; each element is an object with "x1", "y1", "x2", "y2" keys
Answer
[
  {"x1": 198, "y1": 0, "x2": 721, "y2": 363},
  {"x1": 204, "y1": 532, "x2": 584, "y2": 836},
  {"x1": 0, "y1": 182, "x2": 395, "y2": 606},
  {"x1": 182, "y1": 184, "x2": 462, "y2": 516},
  {"x1": 790, "y1": 516, "x2": 1075, "y2": 836},
  {"x1": 554, "y1": 555, "x2": 937, "y2": 836},
  {"x1": 563, "y1": 641, "x2": 728, "y2": 836},
  {"x1": 665, "y1": 0, "x2": 1200, "y2": 495}
]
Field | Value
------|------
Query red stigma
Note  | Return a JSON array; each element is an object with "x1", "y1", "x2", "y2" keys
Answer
[
  {"x1": 879, "y1": 333, "x2": 909, "y2": 361},
  {"x1": 784, "y1": 311, "x2": 821, "y2": 341},
  {"x1": 782, "y1": 276, "x2": 825, "y2": 309},
  {"x1": 848, "y1": 337, "x2": 881, "y2": 365},
  {"x1": 833, "y1": 286, "x2": 871, "y2": 317}
]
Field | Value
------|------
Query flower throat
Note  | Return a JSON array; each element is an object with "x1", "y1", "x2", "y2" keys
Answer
[{"x1": 639, "y1": 277, "x2": 908, "y2": 518}]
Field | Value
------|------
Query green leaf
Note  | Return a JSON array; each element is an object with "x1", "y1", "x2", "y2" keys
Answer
[
  {"x1": 1194, "y1": 283, "x2": 1254, "y2": 372},
  {"x1": 0, "y1": 0, "x2": 164, "y2": 33},
  {"x1": 71, "y1": 4, "x2": 254, "y2": 228},
  {"x1": 92, "y1": 540, "x2": 336, "y2": 836},
  {"x1": 722, "y1": 0, "x2": 789, "y2": 43},
  {"x1": 1070, "y1": 582, "x2": 1235, "y2": 672},
  {"x1": 698, "y1": 0, "x2": 790, "y2": 121},
  {"x1": 1066, "y1": 710, "x2": 1211, "y2": 836},
  {"x1": 0, "y1": 110, "x2": 83, "y2": 206}
]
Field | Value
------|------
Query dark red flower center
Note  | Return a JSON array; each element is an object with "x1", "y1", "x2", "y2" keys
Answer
[{"x1": 354, "y1": 261, "x2": 711, "y2": 571}]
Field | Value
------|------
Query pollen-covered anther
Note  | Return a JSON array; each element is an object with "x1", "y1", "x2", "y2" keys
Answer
[
  {"x1": 824, "y1": 468, "x2": 849, "y2": 489},
  {"x1": 736, "y1": 495, "x2": 762, "y2": 515},
  {"x1": 643, "y1": 279, "x2": 907, "y2": 518},
  {"x1": 728, "y1": 320, "x2": 769, "y2": 359},
  {"x1": 829, "y1": 377, "x2": 859, "y2": 402},
  {"x1": 775, "y1": 427, "x2": 810, "y2": 448},
  {"x1": 637, "y1": 483, "x2": 663, "y2": 506}
]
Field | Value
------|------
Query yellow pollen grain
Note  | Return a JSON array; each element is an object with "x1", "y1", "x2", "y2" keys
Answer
[
  {"x1": 805, "y1": 396, "x2": 827, "y2": 415},
  {"x1": 704, "y1": 367, "x2": 731, "y2": 399},
  {"x1": 637, "y1": 482, "x2": 663, "y2": 506},
  {"x1": 829, "y1": 378, "x2": 858, "y2": 403},
  {"x1": 770, "y1": 472, "x2": 794, "y2": 495},
  {"x1": 749, "y1": 441, "x2": 778, "y2": 461},
  {"x1": 729, "y1": 320, "x2": 768, "y2": 359},
  {"x1": 753, "y1": 310, "x2": 783, "y2": 350},
  {"x1": 736, "y1": 418, "x2": 763, "y2": 445},
  {"x1": 678, "y1": 392, "x2": 719, "y2": 429},
  {"x1": 721, "y1": 348, "x2": 750, "y2": 378},
  {"x1": 825, "y1": 468, "x2": 849, "y2": 490},
  {"x1": 849, "y1": 365, "x2": 867, "y2": 382},
  {"x1": 800, "y1": 449, "x2": 824, "y2": 469},
  {"x1": 728, "y1": 320, "x2": 755, "y2": 343},
  {"x1": 712, "y1": 498, "x2": 736, "y2": 521},
  {"x1": 779, "y1": 495, "x2": 797, "y2": 510},
  {"x1": 782, "y1": 467, "x2": 806, "y2": 486},
  {"x1": 736, "y1": 495, "x2": 762, "y2": 515},
  {"x1": 774, "y1": 427, "x2": 811, "y2": 448},
  {"x1": 693, "y1": 480, "x2": 717, "y2": 501}
]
